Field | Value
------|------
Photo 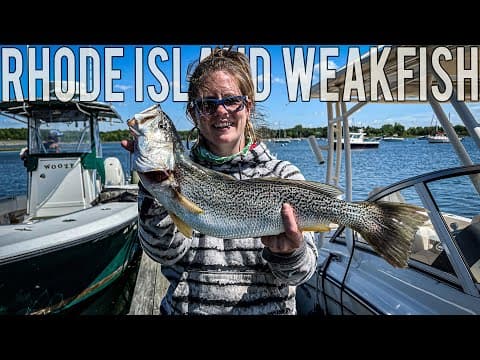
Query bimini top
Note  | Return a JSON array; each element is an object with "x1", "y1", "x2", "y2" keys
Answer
[{"x1": 0, "y1": 100, "x2": 122, "y2": 123}]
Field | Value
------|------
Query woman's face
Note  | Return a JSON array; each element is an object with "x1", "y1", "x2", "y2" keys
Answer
[{"x1": 192, "y1": 70, "x2": 251, "y2": 156}]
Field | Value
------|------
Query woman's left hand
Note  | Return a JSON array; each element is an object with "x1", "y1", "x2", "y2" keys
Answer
[{"x1": 261, "y1": 203, "x2": 303, "y2": 254}]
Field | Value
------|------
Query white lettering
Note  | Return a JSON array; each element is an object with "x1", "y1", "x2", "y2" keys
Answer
[
  {"x1": 370, "y1": 46, "x2": 392, "y2": 101},
  {"x1": 104, "y1": 47, "x2": 124, "y2": 102},
  {"x1": 319, "y1": 47, "x2": 339, "y2": 101},
  {"x1": 343, "y1": 47, "x2": 366, "y2": 101},
  {"x1": 79, "y1": 47, "x2": 100, "y2": 101},
  {"x1": 147, "y1": 47, "x2": 169, "y2": 102},
  {"x1": 28, "y1": 47, "x2": 50, "y2": 101},
  {"x1": 54, "y1": 47, "x2": 75, "y2": 102},
  {"x1": 2, "y1": 47, "x2": 24, "y2": 101},
  {"x1": 431, "y1": 46, "x2": 453, "y2": 101},
  {"x1": 249, "y1": 47, "x2": 271, "y2": 101},
  {"x1": 283, "y1": 47, "x2": 315, "y2": 101}
]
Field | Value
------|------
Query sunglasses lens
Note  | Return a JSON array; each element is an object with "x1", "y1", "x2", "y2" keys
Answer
[
  {"x1": 204, "y1": 100, "x2": 218, "y2": 114},
  {"x1": 223, "y1": 96, "x2": 245, "y2": 112},
  {"x1": 194, "y1": 96, "x2": 246, "y2": 115}
]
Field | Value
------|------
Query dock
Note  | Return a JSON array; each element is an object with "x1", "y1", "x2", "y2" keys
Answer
[{"x1": 128, "y1": 251, "x2": 169, "y2": 315}]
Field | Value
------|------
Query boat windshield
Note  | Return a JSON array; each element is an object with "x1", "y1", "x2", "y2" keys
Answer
[{"x1": 29, "y1": 110, "x2": 92, "y2": 155}]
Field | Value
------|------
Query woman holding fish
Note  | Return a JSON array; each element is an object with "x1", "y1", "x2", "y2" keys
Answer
[{"x1": 123, "y1": 48, "x2": 318, "y2": 315}]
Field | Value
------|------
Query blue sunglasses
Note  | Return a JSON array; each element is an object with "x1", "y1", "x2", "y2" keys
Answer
[{"x1": 192, "y1": 95, "x2": 248, "y2": 116}]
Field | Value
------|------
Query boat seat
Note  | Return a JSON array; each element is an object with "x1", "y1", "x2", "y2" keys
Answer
[
  {"x1": 454, "y1": 221, "x2": 480, "y2": 281},
  {"x1": 431, "y1": 250, "x2": 455, "y2": 274},
  {"x1": 455, "y1": 222, "x2": 480, "y2": 265},
  {"x1": 430, "y1": 221, "x2": 480, "y2": 280},
  {"x1": 104, "y1": 157, "x2": 125, "y2": 186},
  {"x1": 413, "y1": 226, "x2": 437, "y2": 252}
]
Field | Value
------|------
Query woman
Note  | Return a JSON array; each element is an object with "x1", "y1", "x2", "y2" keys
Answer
[{"x1": 123, "y1": 48, "x2": 317, "y2": 315}]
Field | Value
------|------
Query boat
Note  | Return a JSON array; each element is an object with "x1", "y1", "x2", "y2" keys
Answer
[
  {"x1": 273, "y1": 138, "x2": 291, "y2": 144},
  {"x1": 298, "y1": 45, "x2": 480, "y2": 315},
  {"x1": 272, "y1": 127, "x2": 291, "y2": 143},
  {"x1": 0, "y1": 84, "x2": 140, "y2": 315},
  {"x1": 427, "y1": 133, "x2": 465, "y2": 143},
  {"x1": 427, "y1": 133, "x2": 450, "y2": 143},
  {"x1": 334, "y1": 129, "x2": 379, "y2": 149},
  {"x1": 427, "y1": 114, "x2": 465, "y2": 143},
  {"x1": 382, "y1": 134, "x2": 405, "y2": 141}
]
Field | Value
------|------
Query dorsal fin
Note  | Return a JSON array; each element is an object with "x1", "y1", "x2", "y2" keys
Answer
[{"x1": 241, "y1": 177, "x2": 343, "y2": 198}]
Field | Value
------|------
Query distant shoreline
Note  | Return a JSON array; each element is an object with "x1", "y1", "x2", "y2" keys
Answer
[{"x1": 0, "y1": 140, "x2": 27, "y2": 152}]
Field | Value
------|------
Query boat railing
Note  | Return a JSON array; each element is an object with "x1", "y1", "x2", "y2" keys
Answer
[{"x1": 332, "y1": 165, "x2": 480, "y2": 295}]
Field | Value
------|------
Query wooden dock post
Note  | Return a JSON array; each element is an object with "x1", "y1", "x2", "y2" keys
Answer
[{"x1": 128, "y1": 251, "x2": 169, "y2": 315}]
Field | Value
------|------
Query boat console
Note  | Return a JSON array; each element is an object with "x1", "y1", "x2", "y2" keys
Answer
[{"x1": 0, "y1": 99, "x2": 125, "y2": 220}]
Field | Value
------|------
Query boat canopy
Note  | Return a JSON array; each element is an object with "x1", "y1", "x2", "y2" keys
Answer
[
  {"x1": 310, "y1": 45, "x2": 479, "y2": 102},
  {"x1": 0, "y1": 100, "x2": 122, "y2": 123}
]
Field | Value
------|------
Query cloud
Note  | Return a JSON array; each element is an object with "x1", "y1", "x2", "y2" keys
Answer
[
  {"x1": 256, "y1": 73, "x2": 264, "y2": 85},
  {"x1": 314, "y1": 60, "x2": 338, "y2": 77},
  {"x1": 114, "y1": 84, "x2": 133, "y2": 91},
  {"x1": 272, "y1": 76, "x2": 284, "y2": 84}
]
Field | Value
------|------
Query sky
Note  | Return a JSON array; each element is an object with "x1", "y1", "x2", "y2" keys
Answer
[{"x1": 0, "y1": 44, "x2": 474, "y2": 132}]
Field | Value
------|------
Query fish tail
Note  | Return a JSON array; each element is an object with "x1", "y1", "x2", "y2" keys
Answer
[{"x1": 351, "y1": 201, "x2": 429, "y2": 268}]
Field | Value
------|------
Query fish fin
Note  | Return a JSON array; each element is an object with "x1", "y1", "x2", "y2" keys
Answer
[
  {"x1": 173, "y1": 189, "x2": 204, "y2": 214},
  {"x1": 353, "y1": 201, "x2": 429, "y2": 268},
  {"x1": 301, "y1": 224, "x2": 331, "y2": 232},
  {"x1": 209, "y1": 170, "x2": 237, "y2": 181},
  {"x1": 169, "y1": 212, "x2": 193, "y2": 238},
  {"x1": 244, "y1": 178, "x2": 343, "y2": 198}
]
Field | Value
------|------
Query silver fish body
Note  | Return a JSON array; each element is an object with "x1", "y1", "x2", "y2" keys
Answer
[
  {"x1": 157, "y1": 160, "x2": 346, "y2": 238},
  {"x1": 129, "y1": 105, "x2": 429, "y2": 268}
]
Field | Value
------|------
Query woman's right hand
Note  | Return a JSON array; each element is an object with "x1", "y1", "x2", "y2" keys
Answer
[{"x1": 121, "y1": 139, "x2": 134, "y2": 153}]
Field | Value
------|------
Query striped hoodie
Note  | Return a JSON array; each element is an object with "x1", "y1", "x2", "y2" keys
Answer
[{"x1": 138, "y1": 141, "x2": 318, "y2": 315}]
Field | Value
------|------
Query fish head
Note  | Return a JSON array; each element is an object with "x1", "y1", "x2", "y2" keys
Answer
[{"x1": 128, "y1": 104, "x2": 182, "y2": 188}]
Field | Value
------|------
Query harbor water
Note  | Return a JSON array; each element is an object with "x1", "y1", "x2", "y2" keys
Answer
[{"x1": 2, "y1": 138, "x2": 479, "y2": 203}]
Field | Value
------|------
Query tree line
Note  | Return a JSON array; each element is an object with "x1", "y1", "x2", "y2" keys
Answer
[{"x1": 0, "y1": 123, "x2": 469, "y2": 142}]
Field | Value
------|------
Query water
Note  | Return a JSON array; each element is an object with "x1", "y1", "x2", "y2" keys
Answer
[
  {"x1": 1, "y1": 138, "x2": 480, "y2": 209},
  {"x1": 267, "y1": 137, "x2": 480, "y2": 201}
]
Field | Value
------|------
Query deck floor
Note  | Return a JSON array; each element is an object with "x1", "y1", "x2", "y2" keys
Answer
[{"x1": 128, "y1": 251, "x2": 169, "y2": 315}]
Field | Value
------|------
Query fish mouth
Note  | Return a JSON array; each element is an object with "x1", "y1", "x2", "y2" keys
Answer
[{"x1": 139, "y1": 170, "x2": 171, "y2": 183}]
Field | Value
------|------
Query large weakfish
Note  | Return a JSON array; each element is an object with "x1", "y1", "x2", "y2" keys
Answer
[{"x1": 128, "y1": 104, "x2": 429, "y2": 268}]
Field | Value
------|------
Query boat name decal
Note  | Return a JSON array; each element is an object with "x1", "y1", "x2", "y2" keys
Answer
[{"x1": 43, "y1": 163, "x2": 76, "y2": 170}]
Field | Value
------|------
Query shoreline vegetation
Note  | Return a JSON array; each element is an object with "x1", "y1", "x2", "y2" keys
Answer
[{"x1": 0, "y1": 123, "x2": 469, "y2": 152}]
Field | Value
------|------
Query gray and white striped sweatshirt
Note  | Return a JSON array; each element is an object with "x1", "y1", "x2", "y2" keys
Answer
[{"x1": 138, "y1": 141, "x2": 318, "y2": 315}]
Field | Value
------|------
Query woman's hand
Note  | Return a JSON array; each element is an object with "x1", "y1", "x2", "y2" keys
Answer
[
  {"x1": 121, "y1": 139, "x2": 134, "y2": 153},
  {"x1": 261, "y1": 203, "x2": 303, "y2": 254}
]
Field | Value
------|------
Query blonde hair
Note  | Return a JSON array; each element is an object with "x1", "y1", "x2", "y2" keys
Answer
[{"x1": 186, "y1": 47, "x2": 258, "y2": 144}]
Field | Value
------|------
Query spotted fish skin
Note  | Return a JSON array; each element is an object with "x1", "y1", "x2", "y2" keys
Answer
[{"x1": 129, "y1": 104, "x2": 429, "y2": 268}]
